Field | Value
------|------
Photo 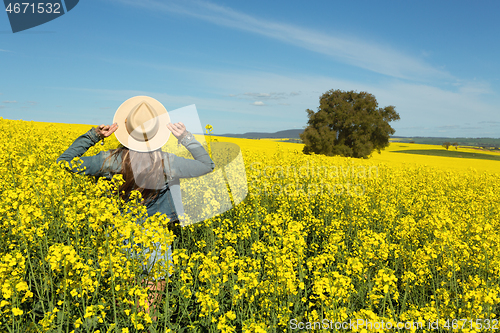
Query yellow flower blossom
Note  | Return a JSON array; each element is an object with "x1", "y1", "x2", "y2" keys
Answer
[
  {"x1": 1, "y1": 119, "x2": 500, "y2": 330},
  {"x1": 12, "y1": 308, "x2": 23, "y2": 316}
]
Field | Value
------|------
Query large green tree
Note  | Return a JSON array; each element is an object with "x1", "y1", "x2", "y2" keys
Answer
[{"x1": 300, "y1": 89, "x2": 400, "y2": 158}]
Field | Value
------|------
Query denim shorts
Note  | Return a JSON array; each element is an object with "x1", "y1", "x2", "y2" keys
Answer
[
  {"x1": 120, "y1": 212, "x2": 175, "y2": 281},
  {"x1": 123, "y1": 237, "x2": 173, "y2": 281}
]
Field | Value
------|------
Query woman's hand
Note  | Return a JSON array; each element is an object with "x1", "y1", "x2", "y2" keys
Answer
[
  {"x1": 95, "y1": 123, "x2": 118, "y2": 139},
  {"x1": 167, "y1": 122, "x2": 187, "y2": 140}
]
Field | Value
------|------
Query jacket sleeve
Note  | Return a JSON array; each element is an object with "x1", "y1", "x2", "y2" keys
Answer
[
  {"x1": 165, "y1": 133, "x2": 215, "y2": 179},
  {"x1": 56, "y1": 128, "x2": 111, "y2": 177}
]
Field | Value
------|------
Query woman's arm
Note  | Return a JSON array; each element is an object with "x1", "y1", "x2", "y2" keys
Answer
[
  {"x1": 56, "y1": 124, "x2": 118, "y2": 176},
  {"x1": 165, "y1": 133, "x2": 215, "y2": 179},
  {"x1": 164, "y1": 122, "x2": 215, "y2": 179}
]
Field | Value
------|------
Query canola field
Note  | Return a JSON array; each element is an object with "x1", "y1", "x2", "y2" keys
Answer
[{"x1": 1, "y1": 118, "x2": 500, "y2": 333}]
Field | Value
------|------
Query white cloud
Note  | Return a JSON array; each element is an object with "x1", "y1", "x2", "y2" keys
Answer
[
  {"x1": 438, "y1": 125, "x2": 460, "y2": 129},
  {"x1": 479, "y1": 121, "x2": 500, "y2": 124},
  {"x1": 461, "y1": 126, "x2": 482, "y2": 130},
  {"x1": 51, "y1": 86, "x2": 272, "y2": 117},
  {"x1": 245, "y1": 92, "x2": 271, "y2": 98},
  {"x1": 231, "y1": 92, "x2": 301, "y2": 100},
  {"x1": 3, "y1": 100, "x2": 17, "y2": 103},
  {"x1": 243, "y1": 92, "x2": 284, "y2": 99},
  {"x1": 51, "y1": 66, "x2": 500, "y2": 137},
  {"x1": 252, "y1": 101, "x2": 265, "y2": 106},
  {"x1": 456, "y1": 80, "x2": 493, "y2": 95},
  {"x1": 110, "y1": 0, "x2": 452, "y2": 82}
]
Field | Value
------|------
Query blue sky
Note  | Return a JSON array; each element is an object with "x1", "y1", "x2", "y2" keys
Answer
[{"x1": 1, "y1": 0, "x2": 499, "y2": 137}]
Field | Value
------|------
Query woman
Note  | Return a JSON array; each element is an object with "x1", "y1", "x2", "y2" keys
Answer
[{"x1": 56, "y1": 96, "x2": 215, "y2": 320}]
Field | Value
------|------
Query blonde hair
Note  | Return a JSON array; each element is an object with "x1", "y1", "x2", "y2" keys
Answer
[{"x1": 99, "y1": 145, "x2": 169, "y2": 206}]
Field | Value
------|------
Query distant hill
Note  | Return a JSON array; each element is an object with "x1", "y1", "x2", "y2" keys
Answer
[
  {"x1": 391, "y1": 136, "x2": 500, "y2": 148},
  {"x1": 212, "y1": 129, "x2": 500, "y2": 148},
  {"x1": 214, "y1": 129, "x2": 304, "y2": 139}
]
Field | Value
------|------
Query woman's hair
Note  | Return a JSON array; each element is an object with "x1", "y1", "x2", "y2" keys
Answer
[{"x1": 99, "y1": 145, "x2": 168, "y2": 206}]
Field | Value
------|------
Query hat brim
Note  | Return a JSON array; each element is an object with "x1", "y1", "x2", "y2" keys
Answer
[{"x1": 113, "y1": 96, "x2": 171, "y2": 152}]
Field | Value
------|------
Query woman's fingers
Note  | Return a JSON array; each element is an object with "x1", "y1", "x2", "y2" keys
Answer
[
  {"x1": 168, "y1": 122, "x2": 184, "y2": 128},
  {"x1": 106, "y1": 123, "x2": 118, "y2": 136},
  {"x1": 166, "y1": 123, "x2": 177, "y2": 134},
  {"x1": 174, "y1": 122, "x2": 185, "y2": 132},
  {"x1": 167, "y1": 122, "x2": 186, "y2": 138},
  {"x1": 98, "y1": 123, "x2": 118, "y2": 138}
]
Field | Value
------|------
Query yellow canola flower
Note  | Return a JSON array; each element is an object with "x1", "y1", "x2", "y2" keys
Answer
[
  {"x1": 1, "y1": 119, "x2": 500, "y2": 330},
  {"x1": 11, "y1": 308, "x2": 23, "y2": 316}
]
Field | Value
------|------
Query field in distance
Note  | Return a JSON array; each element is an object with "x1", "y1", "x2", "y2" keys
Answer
[
  {"x1": 212, "y1": 135, "x2": 500, "y2": 174},
  {"x1": 17, "y1": 120, "x2": 499, "y2": 174}
]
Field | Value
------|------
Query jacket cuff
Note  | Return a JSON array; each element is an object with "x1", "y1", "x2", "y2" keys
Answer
[
  {"x1": 179, "y1": 131, "x2": 194, "y2": 146},
  {"x1": 88, "y1": 128, "x2": 102, "y2": 144}
]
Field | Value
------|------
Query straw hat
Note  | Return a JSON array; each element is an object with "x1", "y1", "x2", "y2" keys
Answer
[{"x1": 113, "y1": 96, "x2": 171, "y2": 152}]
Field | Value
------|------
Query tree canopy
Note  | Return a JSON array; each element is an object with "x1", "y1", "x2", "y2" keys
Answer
[{"x1": 300, "y1": 89, "x2": 400, "y2": 158}]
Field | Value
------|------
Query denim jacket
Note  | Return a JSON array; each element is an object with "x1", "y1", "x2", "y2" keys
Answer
[{"x1": 56, "y1": 128, "x2": 215, "y2": 222}]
